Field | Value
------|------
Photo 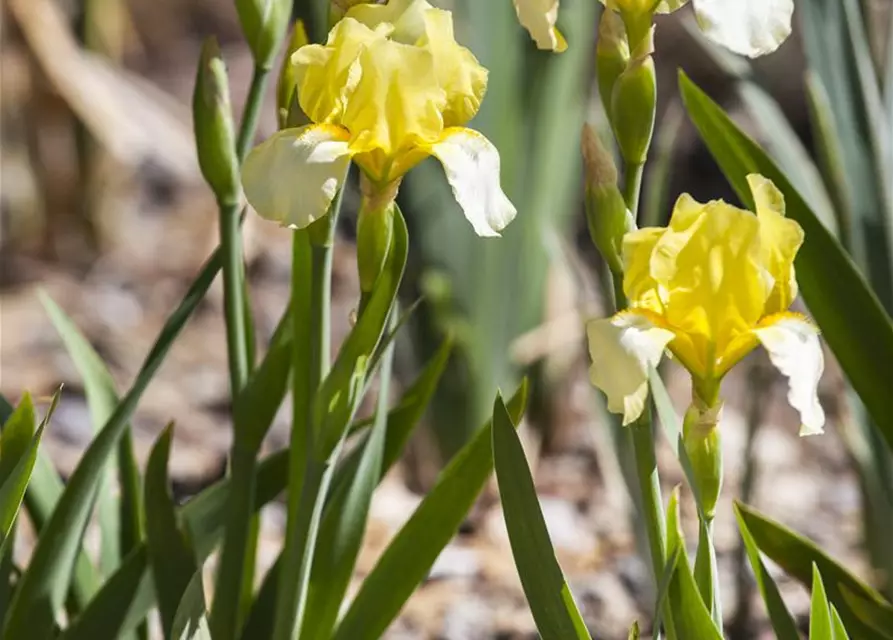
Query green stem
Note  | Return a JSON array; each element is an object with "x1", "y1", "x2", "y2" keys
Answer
[
  {"x1": 273, "y1": 220, "x2": 336, "y2": 640},
  {"x1": 623, "y1": 162, "x2": 645, "y2": 221},
  {"x1": 210, "y1": 61, "x2": 272, "y2": 638},
  {"x1": 236, "y1": 66, "x2": 271, "y2": 163}
]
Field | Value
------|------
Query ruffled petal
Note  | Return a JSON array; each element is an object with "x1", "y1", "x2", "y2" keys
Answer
[
  {"x1": 512, "y1": 0, "x2": 567, "y2": 52},
  {"x1": 242, "y1": 124, "x2": 352, "y2": 229},
  {"x1": 428, "y1": 127, "x2": 516, "y2": 237},
  {"x1": 748, "y1": 174, "x2": 804, "y2": 314},
  {"x1": 692, "y1": 0, "x2": 794, "y2": 58},
  {"x1": 754, "y1": 313, "x2": 825, "y2": 435},
  {"x1": 587, "y1": 311, "x2": 675, "y2": 425}
]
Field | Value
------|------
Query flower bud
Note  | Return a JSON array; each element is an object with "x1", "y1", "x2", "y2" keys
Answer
[
  {"x1": 596, "y1": 10, "x2": 629, "y2": 121},
  {"x1": 235, "y1": 0, "x2": 291, "y2": 70},
  {"x1": 581, "y1": 124, "x2": 634, "y2": 275},
  {"x1": 193, "y1": 37, "x2": 240, "y2": 205},
  {"x1": 330, "y1": 0, "x2": 376, "y2": 22},
  {"x1": 277, "y1": 21, "x2": 310, "y2": 130},
  {"x1": 610, "y1": 28, "x2": 656, "y2": 166},
  {"x1": 682, "y1": 398, "x2": 723, "y2": 520},
  {"x1": 357, "y1": 176, "x2": 399, "y2": 293}
]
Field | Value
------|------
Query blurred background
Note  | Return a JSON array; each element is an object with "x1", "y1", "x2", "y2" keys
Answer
[{"x1": 1, "y1": 0, "x2": 890, "y2": 637}]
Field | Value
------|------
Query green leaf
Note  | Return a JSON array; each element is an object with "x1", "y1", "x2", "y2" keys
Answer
[
  {"x1": 736, "y1": 502, "x2": 893, "y2": 639},
  {"x1": 0, "y1": 391, "x2": 56, "y2": 551},
  {"x1": 664, "y1": 489, "x2": 723, "y2": 640},
  {"x1": 627, "y1": 621, "x2": 640, "y2": 640},
  {"x1": 301, "y1": 309, "x2": 398, "y2": 640},
  {"x1": 812, "y1": 564, "x2": 835, "y2": 640},
  {"x1": 170, "y1": 568, "x2": 211, "y2": 640},
  {"x1": 333, "y1": 380, "x2": 530, "y2": 640},
  {"x1": 832, "y1": 606, "x2": 853, "y2": 640},
  {"x1": 492, "y1": 394, "x2": 590, "y2": 639},
  {"x1": 733, "y1": 504, "x2": 799, "y2": 640},
  {"x1": 693, "y1": 520, "x2": 719, "y2": 625},
  {"x1": 41, "y1": 293, "x2": 144, "y2": 580},
  {"x1": 679, "y1": 71, "x2": 893, "y2": 444},
  {"x1": 3, "y1": 250, "x2": 219, "y2": 639},
  {"x1": 651, "y1": 546, "x2": 680, "y2": 634},
  {"x1": 145, "y1": 424, "x2": 198, "y2": 638}
]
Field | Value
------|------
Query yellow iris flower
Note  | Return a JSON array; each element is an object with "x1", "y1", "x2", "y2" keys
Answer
[
  {"x1": 242, "y1": 0, "x2": 516, "y2": 237},
  {"x1": 513, "y1": 0, "x2": 794, "y2": 58},
  {"x1": 587, "y1": 174, "x2": 825, "y2": 435}
]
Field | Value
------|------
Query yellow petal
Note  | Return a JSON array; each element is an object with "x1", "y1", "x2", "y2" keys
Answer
[
  {"x1": 417, "y1": 8, "x2": 489, "y2": 125},
  {"x1": 428, "y1": 127, "x2": 516, "y2": 237},
  {"x1": 587, "y1": 311, "x2": 675, "y2": 425},
  {"x1": 512, "y1": 0, "x2": 566, "y2": 52},
  {"x1": 341, "y1": 34, "x2": 446, "y2": 161},
  {"x1": 622, "y1": 226, "x2": 665, "y2": 310},
  {"x1": 292, "y1": 18, "x2": 389, "y2": 125},
  {"x1": 754, "y1": 313, "x2": 825, "y2": 435},
  {"x1": 600, "y1": 0, "x2": 688, "y2": 15},
  {"x1": 748, "y1": 174, "x2": 804, "y2": 315},
  {"x1": 692, "y1": 0, "x2": 793, "y2": 58},
  {"x1": 242, "y1": 124, "x2": 352, "y2": 229}
]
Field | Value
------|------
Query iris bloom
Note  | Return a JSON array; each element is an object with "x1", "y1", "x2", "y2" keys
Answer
[
  {"x1": 242, "y1": 0, "x2": 516, "y2": 237},
  {"x1": 587, "y1": 175, "x2": 825, "y2": 435},
  {"x1": 513, "y1": 0, "x2": 794, "y2": 58}
]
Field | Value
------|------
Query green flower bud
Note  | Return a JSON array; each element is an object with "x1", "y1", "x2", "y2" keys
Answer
[
  {"x1": 235, "y1": 0, "x2": 291, "y2": 70},
  {"x1": 193, "y1": 37, "x2": 240, "y2": 205},
  {"x1": 596, "y1": 10, "x2": 630, "y2": 121},
  {"x1": 610, "y1": 28, "x2": 656, "y2": 166},
  {"x1": 276, "y1": 20, "x2": 310, "y2": 130},
  {"x1": 682, "y1": 397, "x2": 723, "y2": 520},
  {"x1": 581, "y1": 124, "x2": 634, "y2": 275},
  {"x1": 357, "y1": 176, "x2": 399, "y2": 294}
]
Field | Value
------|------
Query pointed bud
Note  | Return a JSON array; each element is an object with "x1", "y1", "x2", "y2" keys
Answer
[
  {"x1": 235, "y1": 0, "x2": 291, "y2": 69},
  {"x1": 193, "y1": 37, "x2": 240, "y2": 205},
  {"x1": 610, "y1": 28, "x2": 656, "y2": 166},
  {"x1": 582, "y1": 124, "x2": 634, "y2": 275},
  {"x1": 596, "y1": 10, "x2": 630, "y2": 121},
  {"x1": 682, "y1": 398, "x2": 723, "y2": 520},
  {"x1": 276, "y1": 21, "x2": 310, "y2": 130},
  {"x1": 356, "y1": 175, "x2": 399, "y2": 294}
]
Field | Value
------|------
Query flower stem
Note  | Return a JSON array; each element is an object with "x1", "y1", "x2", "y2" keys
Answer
[
  {"x1": 236, "y1": 66, "x2": 271, "y2": 163},
  {"x1": 273, "y1": 213, "x2": 337, "y2": 640},
  {"x1": 209, "y1": 62, "x2": 272, "y2": 638},
  {"x1": 623, "y1": 161, "x2": 645, "y2": 221}
]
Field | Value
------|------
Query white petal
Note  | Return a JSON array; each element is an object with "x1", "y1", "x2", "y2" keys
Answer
[
  {"x1": 587, "y1": 312, "x2": 675, "y2": 425},
  {"x1": 429, "y1": 127, "x2": 517, "y2": 237},
  {"x1": 692, "y1": 0, "x2": 793, "y2": 58},
  {"x1": 512, "y1": 0, "x2": 566, "y2": 52},
  {"x1": 242, "y1": 124, "x2": 352, "y2": 229},
  {"x1": 754, "y1": 315, "x2": 825, "y2": 435}
]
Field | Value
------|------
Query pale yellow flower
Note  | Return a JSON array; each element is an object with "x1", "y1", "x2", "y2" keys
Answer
[
  {"x1": 513, "y1": 0, "x2": 794, "y2": 58},
  {"x1": 243, "y1": 0, "x2": 515, "y2": 237},
  {"x1": 587, "y1": 175, "x2": 825, "y2": 435}
]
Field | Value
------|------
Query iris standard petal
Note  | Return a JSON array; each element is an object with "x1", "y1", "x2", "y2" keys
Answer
[
  {"x1": 692, "y1": 0, "x2": 794, "y2": 58},
  {"x1": 754, "y1": 312, "x2": 825, "y2": 435},
  {"x1": 512, "y1": 0, "x2": 567, "y2": 52},
  {"x1": 587, "y1": 311, "x2": 676, "y2": 425},
  {"x1": 748, "y1": 173, "x2": 803, "y2": 314},
  {"x1": 242, "y1": 124, "x2": 352, "y2": 229},
  {"x1": 428, "y1": 127, "x2": 517, "y2": 237}
]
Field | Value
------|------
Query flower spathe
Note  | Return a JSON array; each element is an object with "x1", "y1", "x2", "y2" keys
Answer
[
  {"x1": 513, "y1": 0, "x2": 794, "y2": 58},
  {"x1": 242, "y1": 0, "x2": 516, "y2": 237},
  {"x1": 587, "y1": 174, "x2": 825, "y2": 435}
]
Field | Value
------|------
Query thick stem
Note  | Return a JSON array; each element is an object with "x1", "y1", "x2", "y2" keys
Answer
[
  {"x1": 623, "y1": 162, "x2": 645, "y2": 220},
  {"x1": 219, "y1": 200, "x2": 251, "y2": 394},
  {"x1": 273, "y1": 221, "x2": 335, "y2": 640}
]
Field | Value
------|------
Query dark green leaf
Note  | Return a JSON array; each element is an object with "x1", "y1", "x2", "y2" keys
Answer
[
  {"x1": 4, "y1": 247, "x2": 220, "y2": 639},
  {"x1": 170, "y1": 568, "x2": 211, "y2": 640},
  {"x1": 144, "y1": 425, "x2": 198, "y2": 637},
  {"x1": 737, "y1": 501, "x2": 893, "y2": 639},
  {"x1": 492, "y1": 394, "x2": 590, "y2": 640},
  {"x1": 733, "y1": 503, "x2": 799, "y2": 640},
  {"x1": 679, "y1": 71, "x2": 893, "y2": 444},
  {"x1": 333, "y1": 380, "x2": 529, "y2": 640}
]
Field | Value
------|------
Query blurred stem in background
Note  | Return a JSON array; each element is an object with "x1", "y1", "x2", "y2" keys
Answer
[{"x1": 401, "y1": 0, "x2": 597, "y2": 463}]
